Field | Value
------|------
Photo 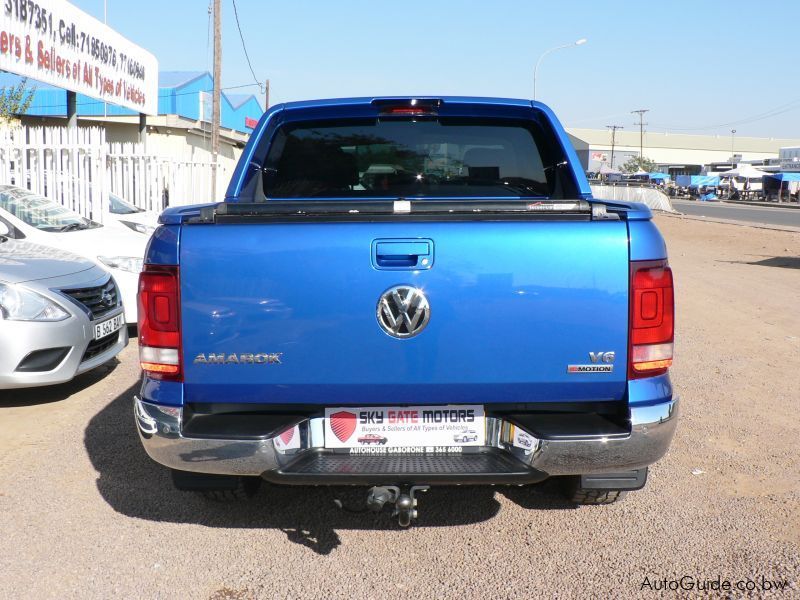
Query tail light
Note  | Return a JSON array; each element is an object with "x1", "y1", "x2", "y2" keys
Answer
[
  {"x1": 629, "y1": 259, "x2": 674, "y2": 379},
  {"x1": 137, "y1": 265, "x2": 182, "y2": 381},
  {"x1": 373, "y1": 98, "x2": 441, "y2": 117}
]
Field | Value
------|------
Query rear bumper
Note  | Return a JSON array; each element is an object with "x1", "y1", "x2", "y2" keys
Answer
[{"x1": 134, "y1": 396, "x2": 679, "y2": 484}]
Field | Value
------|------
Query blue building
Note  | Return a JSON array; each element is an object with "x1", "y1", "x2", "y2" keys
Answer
[{"x1": 0, "y1": 70, "x2": 263, "y2": 135}]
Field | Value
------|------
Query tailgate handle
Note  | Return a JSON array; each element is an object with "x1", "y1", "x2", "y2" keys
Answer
[{"x1": 373, "y1": 239, "x2": 433, "y2": 269}]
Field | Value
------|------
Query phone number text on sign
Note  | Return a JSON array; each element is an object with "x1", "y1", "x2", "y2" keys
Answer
[{"x1": 0, "y1": 0, "x2": 157, "y2": 114}]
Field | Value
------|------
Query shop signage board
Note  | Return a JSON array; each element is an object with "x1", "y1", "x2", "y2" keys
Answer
[{"x1": 0, "y1": 0, "x2": 158, "y2": 114}]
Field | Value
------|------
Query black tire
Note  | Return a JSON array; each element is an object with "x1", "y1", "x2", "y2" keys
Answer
[
  {"x1": 200, "y1": 477, "x2": 261, "y2": 502},
  {"x1": 563, "y1": 477, "x2": 628, "y2": 505},
  {"x1": 171, "y1": 469, "x2": 262, "y2": 502}
]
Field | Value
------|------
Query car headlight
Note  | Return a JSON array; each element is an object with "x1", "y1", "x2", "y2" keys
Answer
[
  {"x1": 0, "y1": 283, "x2": 70, "y2": 321},
  {"x1": 120, "y1": 221, "x2": 156, "y2": 235},
  {"x1": 98, "y1": 256, "x2": 144, "y2": 273}
]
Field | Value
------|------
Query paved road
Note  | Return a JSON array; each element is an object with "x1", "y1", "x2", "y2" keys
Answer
[
  {"x1": 0, "y1": 217, "x2": 798, "y2": 599},
  {"x1": 672, "y1": 198, "x2": 800, "y2": 227}
]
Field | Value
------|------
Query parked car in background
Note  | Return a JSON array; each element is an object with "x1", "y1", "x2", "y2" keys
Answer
[
  {"x1": 6, "y1": 169, "x2": 158, "y2": 236},
  {"x1": 104, "y1": 193, "x2": 159, "y2": 236},
  {"x1": 0, "y1": 225, "x2": 127, "y2": 389},
  {"x1": 0, "y1": 185, "x2": 146, "y2": 323}
]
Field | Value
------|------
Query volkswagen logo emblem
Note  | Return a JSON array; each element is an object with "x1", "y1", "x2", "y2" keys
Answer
[{"x1": 376, "y1": 285, "x2": 430, "y2": 339}]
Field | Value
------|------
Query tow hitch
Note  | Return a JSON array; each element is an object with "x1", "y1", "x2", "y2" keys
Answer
[{"x1": 366, "y1": 485, "x2": 429, "y2": 527}]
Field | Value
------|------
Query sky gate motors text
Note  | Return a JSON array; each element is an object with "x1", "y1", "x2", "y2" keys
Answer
[{"x1": 359, "y1": 409, "x2": 476, "y2": 425}]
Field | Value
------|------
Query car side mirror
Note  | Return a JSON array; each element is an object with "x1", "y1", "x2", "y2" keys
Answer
[{"x1": 0, "y1": 221, "x2": 10, "y2": 236}]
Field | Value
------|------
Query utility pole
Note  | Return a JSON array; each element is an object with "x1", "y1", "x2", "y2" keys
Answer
[
  {"x1": 211, "y1": 0, "x2": 221, "y2": 199},
  {"x1": 606, "y1": 125, "x2": 623, "y2": 169},
  {"x1": 631, "y1": 109, "x2": 649, "y2": 165},
  {"x1": 731, "y1": 129, "x2": 736, "y2": 160},
  {"x1": 265, "y1": 79, "x2": 270, "y2": 109}
]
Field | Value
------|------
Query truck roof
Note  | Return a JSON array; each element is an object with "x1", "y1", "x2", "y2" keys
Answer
[{"x1": 275, "y1": 96, "x2": 543, "y2": 111}]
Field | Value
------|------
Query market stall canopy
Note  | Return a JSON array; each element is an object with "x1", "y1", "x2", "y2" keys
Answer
[
  {"x1": 765, "y1": 172, "x2": 800, "y2": 182},
  {"x1": 720, "y1": 165, "x2": 770, "y2": 179},
  {"x1": 598, "y1": 164, "x2": 622, "y2": 175},
  {"x1": 648, "y1": 172, "x2": 670, "y2": 181},
  {"x1": 676, "y1": 175, "x2": 720, "y2": 187}
]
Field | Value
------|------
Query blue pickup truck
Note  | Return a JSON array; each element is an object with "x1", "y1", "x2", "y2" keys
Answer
[{"x1": 134, "y1": 97, "x2": 678, "y2": 526}]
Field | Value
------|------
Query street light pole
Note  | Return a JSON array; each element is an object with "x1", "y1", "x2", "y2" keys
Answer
[
  {"x1": 533, "y1": 38, "x2": 587, "y2": 101},
  {"x1": 731, "y1": 129, "x2": 736, "y2": 160}
]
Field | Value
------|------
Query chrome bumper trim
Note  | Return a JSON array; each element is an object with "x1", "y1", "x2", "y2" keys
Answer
[{"x1": 134, "y1": 396, "x2": 679, "y2": 478}]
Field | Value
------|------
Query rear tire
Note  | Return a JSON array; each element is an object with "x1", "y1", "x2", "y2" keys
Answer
[
  {"x1": 171, "y1": 469, "x2": 262, "y2": 502},
  {"x1": 563, "y1": 477, "x2": 628, "y2": 505},
  {"x1": 200, "y1": 478, "x2": 261, "y2": 502}
]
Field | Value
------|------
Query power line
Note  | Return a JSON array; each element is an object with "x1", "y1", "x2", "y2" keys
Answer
[
  {"x1": 231, "y1": 0, "x2": 264, "y2": 95},
  {"x1": 650, "y1": 98, "x2": 800, "y2": 132}
]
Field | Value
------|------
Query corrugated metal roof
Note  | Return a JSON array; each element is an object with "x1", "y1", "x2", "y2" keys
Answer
[
  {"x1": 226, "y1": 93, "x2": 259, "y2": 109},
  {"x1": 158, "y1": 71, "x2": 207, "y2": 89}
]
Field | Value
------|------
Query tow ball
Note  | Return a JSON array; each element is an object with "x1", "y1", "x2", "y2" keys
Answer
[{"x1": 366, "y1": 485, "x2": 429, "y2": 527}]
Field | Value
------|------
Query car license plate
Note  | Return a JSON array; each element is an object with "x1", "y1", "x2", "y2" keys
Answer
[
  {"x1": 324, "y1": 405, "x2": 485, "y2": 450},
  {"x1": 93, "y1": 314, "x2": 123, "y2": 340}
]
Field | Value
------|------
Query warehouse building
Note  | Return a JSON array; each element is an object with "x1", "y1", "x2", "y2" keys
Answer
[{"x1": 568, "y1": 128, "x2": 800, "y2": 177}]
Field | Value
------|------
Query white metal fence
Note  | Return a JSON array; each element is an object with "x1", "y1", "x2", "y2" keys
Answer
[{"x1": 0, "y1": 124, "x2": 224, "y2": 221}]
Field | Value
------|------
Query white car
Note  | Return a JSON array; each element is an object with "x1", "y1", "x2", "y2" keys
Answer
[
  {"x1": 453, "y1": 429, "x2": 479, "y2": 443},
  {"x1": 104, "y1": 193, "x2": 160, "y2": 237},
  {"x1": 0, "y1": 185, "x2": 147, "y2": 323},
  {"x1": 0, "y1": 227, "x2": 128, "y2": 389}
]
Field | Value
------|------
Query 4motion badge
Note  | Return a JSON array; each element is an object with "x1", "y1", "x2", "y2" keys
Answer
[{"x1": 568, "y1": 351, "x2": 615, "y2": 373}]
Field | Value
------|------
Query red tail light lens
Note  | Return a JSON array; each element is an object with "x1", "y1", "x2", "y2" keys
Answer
[
  {"x1": 629, "y1": 259, "x2": 674, "y2": 379},
  {"x1": 138, "y1": 265, "x2": 182, "y2": 381},
  {"x1": 374, "y1": 99, "x2": 441, "y2": 117},
  {"x1": 382, "y1": 106, "x2": 436, "y2": 116}
]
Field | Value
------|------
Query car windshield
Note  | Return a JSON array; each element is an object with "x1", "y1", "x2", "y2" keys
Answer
[
  {"x1": 258, "y1": 118, "x2": 571, "y2": 199},
  {"x1": 109, "y1": 193, "x2": 144, "y2": 214},
  {"x1": 0, "y1": 187, "x2": 98, "y2": 232}
]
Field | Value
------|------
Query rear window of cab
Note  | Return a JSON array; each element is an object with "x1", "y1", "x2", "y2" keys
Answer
[{"x1": 247, "y1": 117, "x2": 575, "y2": 200}]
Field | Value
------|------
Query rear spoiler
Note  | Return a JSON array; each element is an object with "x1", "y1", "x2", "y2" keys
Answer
[{"x1": 188, "y1": 199, "x2": 624, "y2": 224}]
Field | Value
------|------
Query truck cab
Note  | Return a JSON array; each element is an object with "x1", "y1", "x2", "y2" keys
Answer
[{"x1": 134, "y1": 97, "x2": 678, "y2": 526}]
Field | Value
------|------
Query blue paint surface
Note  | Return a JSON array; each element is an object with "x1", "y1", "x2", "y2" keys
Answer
[{"x1": 143, "y1": 97, "x2": 673, "y2": 413}]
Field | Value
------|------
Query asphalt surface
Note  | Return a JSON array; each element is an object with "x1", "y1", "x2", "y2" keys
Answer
[
  {"x1": 0, "y1": 216, "x2": 798, "y2": 599},
  {"x1": 672, "y1": 198, "x2": 800, "y2": 228}
]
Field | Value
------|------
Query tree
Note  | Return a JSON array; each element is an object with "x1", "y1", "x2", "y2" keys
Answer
[
  {"x1": 0, "y1": 76, "x2": 36, "y2": 121},
  {"x1": 620, "y1": 155, "x2": 657, "y2": 174}
]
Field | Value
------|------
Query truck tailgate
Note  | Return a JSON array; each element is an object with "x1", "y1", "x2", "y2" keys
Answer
[{"x1": 180, "y1": 220, "x2": 629, "y2": 405}]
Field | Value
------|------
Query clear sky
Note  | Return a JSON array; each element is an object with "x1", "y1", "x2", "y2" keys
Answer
[{"x1": 72, "y1": 0, "x2": 800, "y2": 138}]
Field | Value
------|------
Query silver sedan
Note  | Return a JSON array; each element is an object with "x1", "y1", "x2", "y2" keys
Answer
[{"x1": 0, "y1": 224, "x2": 128, "y2": 389}]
